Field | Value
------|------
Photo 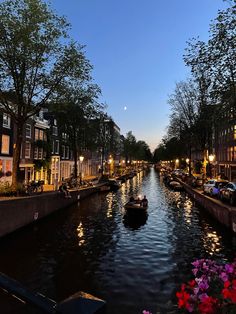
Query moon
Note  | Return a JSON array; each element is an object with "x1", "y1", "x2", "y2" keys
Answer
[{"x1": 124, "y1": 106, "x2": 127, "y2": 111}]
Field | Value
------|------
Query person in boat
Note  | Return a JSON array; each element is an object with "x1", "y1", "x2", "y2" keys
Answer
[
  {"x1": 141, "y1": 195, "x2": 148, "y2": 207},
  {"x1": 129, "y1": 196, "x2": 135, "y2": 204}
]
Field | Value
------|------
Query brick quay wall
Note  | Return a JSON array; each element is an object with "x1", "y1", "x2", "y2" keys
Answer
[
  {"x1": 181, "y1": 181, "x2": 236, "y2": 233},
  {"x1": 0, "y1": 186, "x2": 100, "y2": 238}
]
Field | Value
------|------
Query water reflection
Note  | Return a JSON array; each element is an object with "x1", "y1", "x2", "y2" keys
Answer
[
  {"x1": 123, "y1": 212, "x2": 148, "y2": 230},
  {"x1": 76, "y1": 222, "x2": 85, "y2": 246},
  {"x1": 0, "y1": 168, "x2": 236, "y2": 314}
]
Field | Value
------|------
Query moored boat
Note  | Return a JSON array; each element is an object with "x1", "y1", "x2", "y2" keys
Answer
[{"x1": 108, "y1": 179, "x2": 122, "y2": 191}]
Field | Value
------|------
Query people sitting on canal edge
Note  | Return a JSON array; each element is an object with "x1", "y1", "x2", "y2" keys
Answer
[
  {"x1": 59, "y1": 182, "x2": 71, "y2": 198},
  {"x1": 141, "y1": 195, "x2": 148, "y2": 207}
]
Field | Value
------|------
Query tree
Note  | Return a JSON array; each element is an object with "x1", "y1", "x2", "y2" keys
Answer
[
  {"x1": 184, "y1": 2, "x2": 236, "y2": 164},
  {"x1": 135, "y1": 140, "x2": 152, "y2": 162},
  {"x1": 122, "y1": 131, "x2": 137, "y2": 163},
  {"x1": 0, "y1": 0, "x2": 92, "y2": 187},
  {"x1": 51, "y1": 83, "x2": 102, "y2": 179},
  {"x1": 167, "y1": 80, "x2": 199, "y2": 173}
]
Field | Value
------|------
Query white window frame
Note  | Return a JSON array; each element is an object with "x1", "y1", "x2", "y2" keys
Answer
[
  {"x1": 52, "y1": 126, "x2": 58, "y2": 136},
  {"x1": 66, "y1": 146, "x2": 69, "y2": 159},
  {"x1": 34, "y1": 147, "x2": 38, "y2": 159},
  {"x1": 2, "y1": 113, "x2": 10, "y2": 128},
  {"x1": 62, "y1": 145, "x2": 65, "y2": 158},
  {"x1": 26, "y1": 124, "x2": 31, "y2": 138},
  {"x1": 38, "y1": 148, "x2": 43, "y2": 159},
  {"x1": 25, "y1": 141, "x2": 31, "y2": 158},
  {"x1": 55, "y1": 140, "x2": 59, "y2": 154}
]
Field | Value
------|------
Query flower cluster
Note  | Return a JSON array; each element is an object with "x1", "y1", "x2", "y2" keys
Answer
[{"x1": 176, "y1": 259, "x2": 236, "y2": 313}]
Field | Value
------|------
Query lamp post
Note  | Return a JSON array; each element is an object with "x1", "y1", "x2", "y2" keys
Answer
[
  {"x1": 175, "y1": 159, "x2": 179, "y2": 170},
  {"x1": 108, "y1": 156, "x2": 113, "y2": 177},
  {"x1": 79, "y1": 155, "x2": 84, "y2": 184},
  {"x1": 208, "y1": 154, "x2": 215, "y2": 179},
  {"x1": 186, "y1": 158, "x2": 190, "y2": 175}
]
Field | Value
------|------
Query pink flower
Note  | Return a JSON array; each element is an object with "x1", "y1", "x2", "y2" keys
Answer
[
  {"x1": 219, "y1": 272, "x2": 228, "y2": 282},
  {"x1": 225, "y1": 264, "x2": 234, "y2": 274}
]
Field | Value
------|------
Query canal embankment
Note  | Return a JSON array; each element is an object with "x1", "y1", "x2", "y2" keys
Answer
[
  {"x1": 180, "y1": 180, "x2": 236, "y2": 233},
  {"x1": 0, "y1": 185, "x2": 103, "y2": 238}
]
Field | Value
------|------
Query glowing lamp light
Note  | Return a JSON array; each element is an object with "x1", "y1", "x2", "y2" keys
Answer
[
  {"x1": 209, "y1": 154, "x2": 215, "y2": 162},
  {"x1": 79, "y1": 155, "x2": 84, "y2": 162}
]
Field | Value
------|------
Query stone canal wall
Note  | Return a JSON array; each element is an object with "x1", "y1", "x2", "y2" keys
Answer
[
  {"x1": 0, "y1": 186, "x2": 100, "y2": 238},
  {"x1": 182, "y1": 181, "x2": 236, "y2": 233}
]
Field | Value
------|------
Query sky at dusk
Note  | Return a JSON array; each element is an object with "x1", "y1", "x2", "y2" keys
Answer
[{"x1": 48, "y1": 0, "x2": 228, "y2": 151}]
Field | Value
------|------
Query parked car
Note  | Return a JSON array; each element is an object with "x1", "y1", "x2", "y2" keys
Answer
[
  {"x1": 219, "y1": 182, "x2": 236, "y2": 205},
  {"x1": 172, "y1": 169, "x2": 185, "y2": 177},
  {"x1": 203, "y1": 179, "x2": 229, "y2": 197}
]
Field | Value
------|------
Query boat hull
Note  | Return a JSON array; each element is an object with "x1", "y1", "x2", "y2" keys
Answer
[{"x1": 124, "y1": 202, "x2": 148, "y2": 213}]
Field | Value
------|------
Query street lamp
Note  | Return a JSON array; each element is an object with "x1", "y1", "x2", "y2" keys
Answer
[
  {"x1": 208, "y1": 154, "x2": 215, "y2": 178},
  {"x1": 79, "y1": 155, "x2": 84, "y2": 183},
  {"x1": 175, "y1": 159, "x2": 179, "y2": 169},
  {"x1": 186, "y1": 158, "x2": 190, "y2": 175}
]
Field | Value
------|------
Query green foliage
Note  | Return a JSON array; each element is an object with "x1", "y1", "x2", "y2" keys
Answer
[
  {"x1": 153, "y1": 137, "x2": 185, "y2": 162},
  {"x1": 0, "y1": 0, "x2": 98, "y2": 185},
  {"x1": 194, "y1": 160, "x2": 203, "y2": 174},
  {"x1": 33, "y1": 159, "x2": 50, "y2": 171},
  {"x1": 162, "y1": 1, "x2": 236, "y2": 161},
  {"x1": 0, "y1": 181, "x2": 25, "y2": 196}
]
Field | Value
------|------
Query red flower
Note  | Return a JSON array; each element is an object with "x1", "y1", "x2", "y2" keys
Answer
[
  {"x1": 188, "y1": 280, "x2": 196, "y2": 288},
  {"x1": 176, "y1": 290, "x2": 191, "y2": 309},
  {"x1": 224, "y1": 281, "x2": 231, "y2": 288},
  {"x1": 222, "y1": 287, "x2": 231, "y2": 299},
  {"x1": 198, "y1": 296, "x2": 218, "y2": 314}
]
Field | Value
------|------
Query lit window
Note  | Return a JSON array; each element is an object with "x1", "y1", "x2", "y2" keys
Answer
[
  {"x1": 26, "y1": 124, "x2": 31, "y2": 138},
  {"x1": 5, "y1": 160, "x2": 11, "y2": 172},
  {"x1": 3, "y1": 113, "x2": 10, "y2": 128},
  {"x1": 35, "y1": 128, "x2": 39, "y2": 140},
  {"x1": 39, "y1": 130, "x2": 44, "y2": 140},
  {"x1": 1, "y1": 135, "x2": 10, "y2": 154},
  {"x1": 25, "y1": 142, "x2": 31, "y2": 158}
]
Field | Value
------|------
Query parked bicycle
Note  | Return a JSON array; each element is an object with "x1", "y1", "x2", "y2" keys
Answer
[{"x1": 25, "y1": 180, "x2": 44, "y2": 195}]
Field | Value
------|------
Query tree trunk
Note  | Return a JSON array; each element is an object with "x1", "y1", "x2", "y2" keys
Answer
[
  {"x1": 12, "y1": 123, "x2": 23, "y2": 189},
  {"x1": 101, "y1": 147, "x2": 104, "y2": 176},
  {"x1": 73, "y1": 143, "x2": 78, "y2": 179}
]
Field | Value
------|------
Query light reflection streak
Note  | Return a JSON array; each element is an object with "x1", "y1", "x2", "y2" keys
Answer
[
  {"x1": 184, "y1": 199, "x2": 193, "y2": 225},
  {"x1": 203, "y1": 230, "x2": 222, "y2": 255},
  {"x1": 77, "y1": 222, "x2": 85, "y2": 246},
  {"x1": 106, "y1": 193, "x2": 114, "y2": 218}
]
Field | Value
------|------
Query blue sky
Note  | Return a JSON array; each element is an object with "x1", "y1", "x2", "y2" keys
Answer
[{"x1": 49, "y1": 0, "x2": 228, "y2": 151}]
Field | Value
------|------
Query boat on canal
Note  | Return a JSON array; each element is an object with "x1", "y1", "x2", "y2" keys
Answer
[
  {"x1": 108, "y1": 179, "x2": 122, "y2": 191},
  {"x1": 124, "y1": 198, "x2": 148, "y2": 213}
]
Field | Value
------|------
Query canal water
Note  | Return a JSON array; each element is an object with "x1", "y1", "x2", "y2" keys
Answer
[{"x1": 0, "y1": 167, "x2": 236, "y2": 314}]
